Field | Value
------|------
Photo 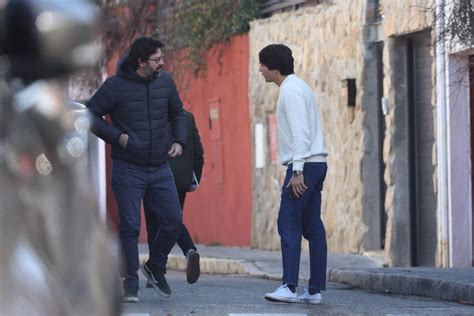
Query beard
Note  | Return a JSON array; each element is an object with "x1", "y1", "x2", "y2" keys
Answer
[{"x1": 143, "y1": 65, "x2": 161, "y2": 79}]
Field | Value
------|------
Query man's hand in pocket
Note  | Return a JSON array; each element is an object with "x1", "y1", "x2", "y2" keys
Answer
[{"x1": 119, "y1": 133, "x2": 129, "y2": 148}]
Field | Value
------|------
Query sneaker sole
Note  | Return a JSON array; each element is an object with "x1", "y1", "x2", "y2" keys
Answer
[
  {"x1": 141, "y1": 265, "x2": 171, "y2": 298},
  {"x1": 264, "y1": 295, "x2": 297, "y2": 303},
  {"x1": 186, "y1": 251, "x2": 200, "y2": 284},
  {"x1": 123, "y1": 297, "x2": 139, "y2": 303},
  {"x1": 299, "y1": 299, "x2": 322, "y2": 305}
]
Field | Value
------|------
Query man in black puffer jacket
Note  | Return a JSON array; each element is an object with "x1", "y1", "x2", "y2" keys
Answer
[{"x1": 87, "y1": 37, "x2": 187, "y2": 303}]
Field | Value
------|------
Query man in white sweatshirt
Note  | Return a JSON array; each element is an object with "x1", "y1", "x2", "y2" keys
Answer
[{"x1": 259, "y1": 44, "x2": 328, "y2": 305}]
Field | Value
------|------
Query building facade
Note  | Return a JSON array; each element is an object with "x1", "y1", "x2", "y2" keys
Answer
[
  {"x1": 249, "y1": 0, "x2": 473, "y2": 267},
  {"x1": 71, "y1": 0, "x2": 473, "y2": 267}
]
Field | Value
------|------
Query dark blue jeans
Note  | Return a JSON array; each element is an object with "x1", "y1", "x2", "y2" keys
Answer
[
  {"x1": 111, "y1": 160, "x2": 182, "y2": 292},
  {"x1": 278, "y1": 162, "x2": 328, "y2": 291},
  {"x1": 144, "y1": 189, "x2": 196, "y2": 257}
]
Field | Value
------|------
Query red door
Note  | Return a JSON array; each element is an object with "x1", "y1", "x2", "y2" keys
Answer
[{"x1": 178, "y1": 35, "x2": 253, "y2": 246}]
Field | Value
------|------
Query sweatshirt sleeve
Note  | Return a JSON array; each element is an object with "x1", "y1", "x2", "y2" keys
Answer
[{"x1": 281, "y1": 87, "x2": 312, "y2": 171}]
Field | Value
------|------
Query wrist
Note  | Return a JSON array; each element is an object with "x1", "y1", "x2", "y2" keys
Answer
[{"x1": 292, "y1": 170, "x2": 303, "y2": 177}]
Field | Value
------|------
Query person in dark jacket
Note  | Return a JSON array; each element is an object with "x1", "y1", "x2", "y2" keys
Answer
[
  {"x1": 145, "y1": 110, "x2": 204, "y2": 285},
  {"x1": 86, "y1": 36, "x2": 187, "y2": 303}
]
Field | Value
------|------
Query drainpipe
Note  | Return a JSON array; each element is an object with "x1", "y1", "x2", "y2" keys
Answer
[{"x1": 435, "y1": 0, "x2": 450, "y2": 267}]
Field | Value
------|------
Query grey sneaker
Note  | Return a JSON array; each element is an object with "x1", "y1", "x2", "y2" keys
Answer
[
  {"x1": 123, "y1": 288, "x2": 138, "y2": 303},
  {"x1": 186, "y1": 249, "x2": 200, "y2": 284},
  {"x1": 142, "y1": 262, "x2": 171, "y2": 298}
]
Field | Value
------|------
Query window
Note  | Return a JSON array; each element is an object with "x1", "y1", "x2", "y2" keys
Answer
[{"x1": 365, "y1": 0, "x2": 383, "y2": 25}]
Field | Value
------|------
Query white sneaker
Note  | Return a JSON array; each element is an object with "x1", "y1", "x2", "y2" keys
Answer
[
  {"x1": 298, "y1": 289, "x2": 322, "y2": 304},
  {"x1": 264, "y1": 284, "x2": 297, "y2": 303}
]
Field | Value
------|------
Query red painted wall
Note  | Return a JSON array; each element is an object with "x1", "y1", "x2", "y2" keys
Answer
[
  {"x1": 104, "y1": 34, "x2": 252, "y2": 246},
  {"x1": 174, "y1": 35, "x2": 252, "y2": 246}
]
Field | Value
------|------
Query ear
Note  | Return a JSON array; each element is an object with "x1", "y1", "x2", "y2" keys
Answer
[{"x1": 137, "y1": 58, "x2": 146, "y2": 68}]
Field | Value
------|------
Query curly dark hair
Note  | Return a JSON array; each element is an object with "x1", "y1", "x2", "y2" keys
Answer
[
  {"x1": 258, "y1": 44, "x2": 294, "y2": 76},
  {"x1": 128, "y1": 36, "x2": 164, "y2": 70}
]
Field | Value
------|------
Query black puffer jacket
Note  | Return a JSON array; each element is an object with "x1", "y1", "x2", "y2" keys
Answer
[
  {"x1": 169, "y1": 110, "x2": 204, "y2": 192},
  {"x1": 87, "y1": 56, "x2": 187, "y2": 167}
]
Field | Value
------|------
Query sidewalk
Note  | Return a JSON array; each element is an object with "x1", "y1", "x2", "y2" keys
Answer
[{"x1": 138, "y1": 244, "x2": 474, "y2": 305}]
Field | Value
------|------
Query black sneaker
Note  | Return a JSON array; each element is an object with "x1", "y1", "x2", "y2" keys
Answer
[
  {"x1": 186, "y1": 249, "x2": 200, "y2": 284},
  {"x1": 123, "y1": 288, "x2": 139, "y2": 303},
  {"x1": 141, "y1": 262, "x2": 171, "y2": 298}
]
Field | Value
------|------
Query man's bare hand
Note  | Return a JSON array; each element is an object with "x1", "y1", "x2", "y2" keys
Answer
[
  {"x1": 286, "y1": 174, "x2": 308, "y2": 198},
  {"x1": 168, "y1": 143, "x2": 183, "y2": 157},
  {"x1": 119, "y1": 133, "x2": 129, "y2": 148}
]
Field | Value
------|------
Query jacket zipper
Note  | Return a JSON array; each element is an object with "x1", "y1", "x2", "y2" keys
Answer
[{"x1": 146, "y1": 82, "x2": 152, "y2": 166}]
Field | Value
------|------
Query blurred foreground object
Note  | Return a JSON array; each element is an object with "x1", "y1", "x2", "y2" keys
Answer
[
  {"x1": 0, "y1": 0, "x2": 102, "y2": 79},
  {"x1": 0, "y1": 0, "x2": 121, "y2": 315}
]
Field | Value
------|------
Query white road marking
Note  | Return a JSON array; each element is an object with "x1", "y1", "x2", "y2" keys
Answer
[{"x1": 229, "y1": 314, "x2": 308, "y2": 316}]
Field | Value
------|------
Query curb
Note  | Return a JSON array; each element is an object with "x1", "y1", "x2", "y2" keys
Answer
[
  {"x1": 140, "y1": 254, "x2": 282, "y2": 280},
  {"x1": 140, "y1": 254, "x2": 245, "y2": 274},
  {"x1": 327, "y1": 269, "x2": 474, "y2": 305},
  {"x1": 140, "y1": 254, "x2": 474, "y2": 305}
]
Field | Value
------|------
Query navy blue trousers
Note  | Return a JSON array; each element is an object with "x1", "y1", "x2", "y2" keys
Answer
[
  {"x1": 144, "y1": 189, "x2": 196, "y2": 257},
  {"x1": 278, "y1": 162, "x2": 328, "y2": 291},
  {"x1": 111, "y1": 160, "x2": 182, "y2": 292}
]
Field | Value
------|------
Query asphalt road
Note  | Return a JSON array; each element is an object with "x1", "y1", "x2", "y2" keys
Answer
[{"x1": 121, "y1": 271, "x2": 474, "y2": 316}]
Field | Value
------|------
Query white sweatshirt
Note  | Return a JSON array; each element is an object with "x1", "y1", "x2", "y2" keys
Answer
[{"x1": 276, "y1": 74, "x2": 328, "y2": 171}]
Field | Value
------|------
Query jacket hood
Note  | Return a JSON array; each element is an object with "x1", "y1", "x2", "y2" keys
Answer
[{"x1": 116, "y1": 54, "x2": 143, "y2": 81}]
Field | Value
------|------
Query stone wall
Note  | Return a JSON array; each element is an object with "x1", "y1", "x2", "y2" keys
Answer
[
  {"x1": 249, "y1": 1, "x2": 368, "y2": 253},
  {"x1": 382, "y1": 0, "x2": 432, "y2": 37}
]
